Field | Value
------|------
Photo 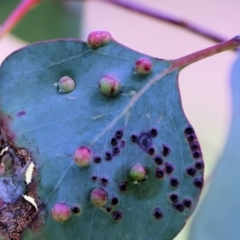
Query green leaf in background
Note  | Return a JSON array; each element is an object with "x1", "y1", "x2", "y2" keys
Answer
[
  {"x1": 0, "y1": 0, "x2": 82, "y2": 42},
  {"x1": 189, "y1": 54, "x2": 240, "y2": 240},
  {"x1": 0, "y1": 34, "x2": 204, "y2": 239}
]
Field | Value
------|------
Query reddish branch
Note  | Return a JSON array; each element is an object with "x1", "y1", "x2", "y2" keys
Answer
[
  {"x1": 0, "y1": 0, "x2": 238, "y2": 54},
  {"x1": 172, "y1": 35, "x2": 240, "y2": 68},
  {"x1": 0, "y1": 0, "x2": 41, "y2": 39},
  {"x1": 104, "y1": 0, "x2": 228, "y2": 44}
]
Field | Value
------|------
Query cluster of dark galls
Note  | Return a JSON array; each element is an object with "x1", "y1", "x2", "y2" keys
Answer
[{"x1": 90, "y1": 125, "x2": 204, "y2": 221}]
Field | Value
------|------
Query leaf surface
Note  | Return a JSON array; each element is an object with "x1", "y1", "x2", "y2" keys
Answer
[{"x1": 0, "y1": 36, "x2": 204, "y2": 240}]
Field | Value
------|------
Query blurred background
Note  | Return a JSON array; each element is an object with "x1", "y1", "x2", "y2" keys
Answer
[{"x1": 0, "y1": 0, "x2": 239, "y2": 239}]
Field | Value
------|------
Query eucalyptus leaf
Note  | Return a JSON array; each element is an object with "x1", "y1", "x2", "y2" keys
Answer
[{"x1": 0, "y1": 34, "x2": 204, "y2": 240}]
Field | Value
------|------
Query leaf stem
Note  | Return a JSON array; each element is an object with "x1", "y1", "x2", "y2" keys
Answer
[
  {"x1": 171, "y1": 35, "x2": 240, "y2": 69},
  {"x1": 104, "y1": 0, "x2": 227, "y2": 44},
  {"x1": 91, "y1": 36, "x2": 240, "y2": 145},
  {"x1": 0, "y1": 0, "x2": 41, "y2": 40}
]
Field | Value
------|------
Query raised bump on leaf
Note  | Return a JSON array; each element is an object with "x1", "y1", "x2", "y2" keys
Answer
[
  {"x1": 165, "y1": 162, "x2": 175, "y2": 174},
  {"x1": 73, "y1": 146, "x2": 92, "y2": 167},
  {"x1": 193, "y1": 178, "x2": 204, "y2": 189},
  {"x1": 153, "y1": 207, "x2": 163, "y2": 220},
  {"x1": 183, "y1": 198, "x2": 192, "y2": 208},
  {"x1": 100, "y1": 177, "x2": 108, "y2": 186},
  {"x1": 195, "y1": 160, "x2": 204, "y2": 169},
  {"x1": 111, "y1": 137, "x2": 118, "y2": 146},
  {"x1": 118, "y1": 181, "x2": 128, "y2": 192},
  {"x1": 170, "y1": 176, "x2": 180, "y2": 187},
  {"x1": 135, "y1": 57, "x2": 152, "y2": 75},
  {"x1": 162, "y1": 144, "x2": 171, "y2": 157},
  {"x1": 156, "y1": 167, "x2": 164, "y2": 179},
  {"x1": 71, "y1": 204, "x2": 82, "y2": 216},
  {"x1": 93, "y1": 155, "x2": 101, "y2": 164},
  {"x1": 174, "y1": 202, "x2": 185, "y2": 212},
  {"x1": 129, "y1": 163, "x2": 147, "y2": 181},
  {"x1": 149, "y1": 128, "x2": 158, "y2": 137},
  {"x1": 51, "y1": 203, "x2": 71, "y2": 223},
  {"x1": 138, "y1": 133, "x2": 152, "y2": 150},
  {"x1": 169, "y1": 193, "x2": 179, "y2": 203},
  {"x1": 99, "y1": 75, "x2": 121, "y2": 97},
  {"x1": 105, "y1": 151, "x2": 112, "y2": 161},
  {"x1": 58, "y1": 76, "x2": 75, "y2": 93},
  {"x1": 90, "y1": 188, "x2": 108, "y2": 207},
  {"x1": 115, "y1": 129, "x2": 123, "y2": 139},
  {"x1": 112, "y1": 210, "x2": 122, "y2": 221},
  {"x1": 147, "y1": 146, "x2": 155, "y2": 156},
  {"x1": 91, "y1": 175, "x2": 97, "y2": 181},
  {"x1": 106, "y1": 206, "x2": 112, "y2": 212},
  {"x1": 186, "y1": 166, "x2": 196, "y2": 176},
  {"x1": 154, "y1": 155, "x2": 163, "y2": 165},
  {"x1": 87, "y1": 31, "x2": 112, "y2": 48},
  {"x1": 111, "y1": 196, "x2": 119, "y2": 205},
  {"x1": 112, "y1": 146, "x2": 120, "y2": 155},
  {"x1": 130, "y1": 133, "x2": 138, "y2": 142}
]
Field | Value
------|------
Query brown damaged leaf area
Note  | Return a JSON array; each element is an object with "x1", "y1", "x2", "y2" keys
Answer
[
  {"x1": 0, "y1": 195, "x2": 38, "y2": 240},
  {"x1": 0, "y1": 113, "x2": 43, "y2": 240},
  {"x1": 0, "y1": 113, "x2": 15, "y2": 143}
]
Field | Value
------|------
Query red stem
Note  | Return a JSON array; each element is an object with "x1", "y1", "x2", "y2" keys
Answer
[
  {"x1": 0, "y1": 0, "x2": 41, "y2": 39},
  {"x1": 172, "y1": 35, "x2": 240, "y2": 69},
  {"x1": 104, "y1": 0, "x2": 229, "y2": 44}
]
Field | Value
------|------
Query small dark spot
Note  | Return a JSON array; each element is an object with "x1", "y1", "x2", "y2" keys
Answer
[
  {"x1": 191, "y1": 143, "x2": 199, "y2": 151},
  {"x1": 112, "y1": 210, "x2": 122, "y2": 221},
  {"x1": 111, "y1": 197, "x2": 119, "y2": 205},
  {"x1": 185, "y1": 126, "x2": 194, "y2": 135},
  {"x1": 113, "y1": 147, "x2": 120, "y2": 155},
  {"x1": 156, "y1": 167, "x2": 164, "y2": 179},
  {"x1": 111, "y1": 138, "x2": 118, "y2": 146},
  {"x1": 187, "y1": 135, "x2": 194, "y2": 142},
  {"x1": 174, "y1": 202, "x2": 184, "y2": 212},
  {"x1": 170, "y1": 177, "x2": 179, "y2": 187},
  {"x1": 139, "y1": 134, "x2": 152, "y2": 150},
  {"x1": 130, "y1": 134, "x2": 138, "y2": 143},
  {"x1": 186, "y1": 166, "x2": 196, "y2": 176},
  {"x1": 94, "y1": 156, "x2": 102, "y2": 164},
  {"x1": 195, "y1": 160, "x2": 204, "y2": 170},
  {"x1": 106, "y1": 206, "x2": 112, "y2": 212},
  {"x1": 71, "y1": 206, "x2": 80, "y2": 214},
  {"x1": 169, "y1": 193, "x2": 178, "y2": 202},
  {"x1": 147, "y1": 147, "x2": 155, "y2": 156},
  {"x1": 91, "y1": 175, "x2": 97, "y2": 181},
  {"x1": 118, "y1": 181, "x2": 127, "y2": 192},
  {"x1": 105, "y1": 151, "x2": 112, "y2": 161},
  {"x1": 162, "y1": 144, "x2": 171, "y2": 157},
  {"x1": 115, "y1": 129, "x2": 123, "y2": 139},
  {"x1": 193, "y1": 178, "x2": 204, "y2": 189},
  {"x1": 16, "y1": 111, "x2": 26, "y2": 117},
  {"x1": 193, "y1": 151, "x2": 201, "y2": 158},
  {"x1": 101, "y1": 177, "x2": 108, "y2": 186},
  {"x1": 150, "y1": 128, "x2": 158, "y2": 137},
  {"x1": 154, "y1": 155, "x2": 163, "y2": 165},
  {"x1": 120, "y1": 140, "x2": 125, "y2": 148},
  {"x1": 183, "y1": 198, "x2": 192, "y2": 208},
  {"x1": 144, "y1": 66, "x2": 150, "y2": 71},
  {"x1": 165, "y1": 162, "x2": 174, "y2": 174},
  {"x1": 153, "y1": 207, "x2": 163, "y2": 220}
]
